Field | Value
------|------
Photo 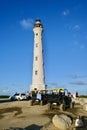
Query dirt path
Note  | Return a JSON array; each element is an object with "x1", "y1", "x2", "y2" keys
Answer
[
  {"x1": 0, "y1": 101, "x2": 50, "y2": 130},
  {"x1": 0, "y1": 101, "x2": 87, "y2": 130}
]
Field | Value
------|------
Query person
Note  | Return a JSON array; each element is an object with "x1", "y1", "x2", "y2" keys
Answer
[
  {"x1": 68, "y1": 92, "x2": 72, "y2": 102},
  {"x1": 32, "y1": 91, "x2": 37, "y2": 99},
  {"x1": 76, "y1": 92, "x2": 78, "y2": 97},
  {"x1": 68, "y1": 92, "x2": 72, "y2": 98},
  {"x1": 36, "y1": 92, "x2": 41, "y2": 100}
]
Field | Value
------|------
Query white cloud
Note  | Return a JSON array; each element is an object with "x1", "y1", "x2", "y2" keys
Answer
[
  {"x1": 74, "y1": 41, "x2": 79, "y2": 46},
  {"x1": 62, "y1": 9, "x2": 70, "y2": 16},
  {"x1": 20, "y1": 18, "x2": 34, "y2": 30},
  {"x1": 85, "y1": 35, "x2": 87, "y2": 39},
  {"x1": 73, "y1": 24, "x2": 80, "y2": 31},
  {"x1": 80, "y1": 44, "x2": 85, "y2": 49},
  {"x1": 65, "y1": 24, "x2": 80, "y2": 33},
  {"x1": 69, "y1": 74, "x2": 87, "y2": 79},
  {"x1": 73, "y1": 41, "x2": 85, "y2": 50},
  {"x1": 69, "y1": 81, "x2": 87, "y2": 85},
  {"x1": 2, "y1": 88, "x2": 10, "y2": 94}
]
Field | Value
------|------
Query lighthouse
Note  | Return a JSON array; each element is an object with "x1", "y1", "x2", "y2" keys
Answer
[{"x1": 30, "y1": 19, "x2": 46, "y2": 91}]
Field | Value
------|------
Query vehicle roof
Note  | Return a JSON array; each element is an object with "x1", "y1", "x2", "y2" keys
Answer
[{"x1": 31, "y1": 88, "x2": 68, "y2": 93}]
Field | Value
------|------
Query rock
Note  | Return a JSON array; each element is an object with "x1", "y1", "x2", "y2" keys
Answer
[
  {"x1": 52, "y1": 114, "x2": 72, "y2": 130},
  {"x1": 79, "y1": 98, "x2": 87, "y2": 105},
  {"x1": 75, "y1": 116, "x2": 84, "y2": 127},
  {"x1": 59, "y1": 114, "x2": 72, "y2": 127},
  {"x1": 83, "y1": 103, "x2": 87, "y2": 111},
  {"x1": 79, "y1": 99, "x2": 85, "y2": 105}
]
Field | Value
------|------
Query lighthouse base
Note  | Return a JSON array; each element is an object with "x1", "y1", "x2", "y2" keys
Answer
[{"x1": 30, "y1": 84, "x2": 46, "y2": 92}]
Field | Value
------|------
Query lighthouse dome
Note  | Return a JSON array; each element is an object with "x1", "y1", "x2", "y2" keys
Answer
[{"x1": 34, "y1": 19, "x2": 43, "y2": 28}]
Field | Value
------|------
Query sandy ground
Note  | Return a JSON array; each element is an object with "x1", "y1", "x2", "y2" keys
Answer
[{"x1": 0, "y1": 100, "x2": 87, "y2": 130}]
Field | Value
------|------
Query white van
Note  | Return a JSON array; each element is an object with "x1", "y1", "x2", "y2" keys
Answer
[{"x1": 11, "y1": 93, "x2": 27, "y2": 101}]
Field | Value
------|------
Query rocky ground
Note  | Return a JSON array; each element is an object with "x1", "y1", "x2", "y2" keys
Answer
[{"x1": 0, "y1": 99, "x2": 87, "y2": 130}]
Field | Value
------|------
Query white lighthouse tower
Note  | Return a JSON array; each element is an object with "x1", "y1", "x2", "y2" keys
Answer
[{"x1": 30, "y1": 19, "x2": 46, "y2": 91}]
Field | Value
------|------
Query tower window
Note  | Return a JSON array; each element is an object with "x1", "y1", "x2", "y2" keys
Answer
[
  {"x1": 36, "y1": 33, "x2": 38, "y2": 36},
  {"x1": 36, "y1": 43, "x2": 38, "y2": 47},
  {"x1": 35, "y1": 70, "x2": 38, "y2": 75},
  {"x1": 35, "y1": 56, "x2": 38, "y2": 61}
]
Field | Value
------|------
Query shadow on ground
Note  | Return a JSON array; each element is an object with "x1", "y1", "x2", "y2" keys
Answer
[
  {"x1": 6, "y1": 124, "x2": 42, "y2": 130},
  {"x1": 0, "y1": 107, "x2": 22, "y2": 119}
]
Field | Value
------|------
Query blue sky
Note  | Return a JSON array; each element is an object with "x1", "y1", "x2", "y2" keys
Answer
[{"x1": 0, "y1": 0, "x2": 87, "y2": 95}]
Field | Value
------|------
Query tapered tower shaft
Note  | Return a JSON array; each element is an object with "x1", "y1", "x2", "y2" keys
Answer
[{"x1": 30, "y1": 19, "x2": 46, "y2": 91}]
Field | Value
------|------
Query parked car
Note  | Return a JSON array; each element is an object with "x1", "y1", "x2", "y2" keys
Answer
[
  {"x1": 20, "y1": 93, "x2": 27, "y2": 100},
  {"x1": 10, "y1": 93, "x2": 27, "y2": 101}
]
